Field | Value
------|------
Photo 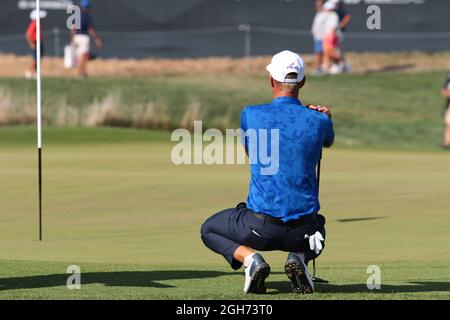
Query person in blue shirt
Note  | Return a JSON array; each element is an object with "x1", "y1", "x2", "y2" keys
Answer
[
  {"x1": 201, "y1": 50, "x2": 335, "y2": 295},
  {"x1": 71, "y1": 0, "x2": 102, "y2": 78}
]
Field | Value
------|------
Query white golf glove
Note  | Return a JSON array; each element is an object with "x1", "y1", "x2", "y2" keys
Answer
[{"x1": 305, "y1": 231, "x2": 324, "y2": 255}]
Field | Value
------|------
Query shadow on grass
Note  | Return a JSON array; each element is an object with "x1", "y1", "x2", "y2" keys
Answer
[
  {"x1": 336, "y1": 216, "x2": 386, "y2": 223},
  {"x1": 3, "y1": 271, "x2": 448, "y2": 294},
  {"x1": 0, "y1": 270, "x2": 235, "y2": 291},
  {"x1": 268, "y1": 281, "x2": 450, "y2": 294},
  {"x1": 365, "y1": 64, "x2": 415, "y2": 74}
]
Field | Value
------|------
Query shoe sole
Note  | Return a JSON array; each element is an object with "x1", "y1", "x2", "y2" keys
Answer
[
  {"x1": 284, "y1": 260, "x2": 314, "y2": 294},
  {"x1": 247, "y1": 263, "x2": 271, "y2": 294}
]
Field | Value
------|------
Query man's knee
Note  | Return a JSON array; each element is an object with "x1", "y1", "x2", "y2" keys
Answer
[
  {"x1": 200, "y1": 219, "x2": 210, "y2": 244},
  {"x1": 200, "y1": 212, "x2": 219, "y2": 245}
]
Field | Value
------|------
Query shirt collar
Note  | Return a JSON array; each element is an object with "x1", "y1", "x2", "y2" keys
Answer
[{"x1": 272, "y1": 96, "x2": 302, "y2": 105}]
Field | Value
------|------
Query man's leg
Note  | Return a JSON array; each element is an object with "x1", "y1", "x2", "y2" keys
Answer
[
  {"x1": 200, "y1": 206, "x2": 271, "y2": 293},
  {"x1": 26, "y1": 48, "x2": 37, "y2": 79},
  {"x1": 313, "y1": 40, "x2": 324, "y2": 74},
  {"x1": 26, "y1": 59, "x2": 37, "y2": 79},
  {"x1": 234, "y1": 246, "x2": 255, "y2": 264},
  {"x1": 285, "y1": 252, "x2": 314, "y2": 294},
  {"x1": 200, "y1": 208, "x2": 245, "y2": 270},
  {"x1": 323, "y1": 48, "x2": 331, "y2": 72},
  {"x1": 283, "y1": 214, "x2": 326, "y2": 294},
  {"x1": 78, "y1": 53, "x2": 89, "y2": 77}
]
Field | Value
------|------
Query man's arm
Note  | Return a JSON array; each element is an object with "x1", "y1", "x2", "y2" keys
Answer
[
  {"x1": 307, "y1": 104, "x2": 334, "y2": 148},
  {"x1": 88, "y1": 26, "x2": 102, "y2": 49},
  {"x1": 311, "y1": 14, "x2": 319, "y2": 37},
  {"x1": 339, "y1": 14, "x2": 351, "y2": 30},
  {"x1": 25, "y1": 24, "x2": 35, "y2": 49},
  {"x1": 323, "y1": 120, "x2": 335, "y2": 148},
  {"x1": 25, "y1": 32, "x2": 35, "y2": 49}
]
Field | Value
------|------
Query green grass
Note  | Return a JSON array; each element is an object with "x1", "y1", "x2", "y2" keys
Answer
[
  {"x1": 1, "y1": 260, "x2": 448, "y2": 300},
  {"x1": 0, "y1": 72, "x2": 448, "y2": 149},
  {"x1": 0, "y1": 127, "x2": 449, "y2": 299},
  {"x1": 0, "y1": 126, "x2": 169, "y2": 146}
]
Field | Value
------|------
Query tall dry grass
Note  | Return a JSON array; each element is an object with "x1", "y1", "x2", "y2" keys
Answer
[
  {"x1": 132, "y1": 101, "x2": 172, "y2": 130},
  {"x1": 0, "y1": 87, "x2": 225, "y2": 131},
  {"x1": 0, "y1": 88, "x2": 36, "y2": 125},
  {"x1": 180, "y1": 101, "x2": 204, "y2": 129},
  {"x1": 84, "y1": 93, "x2": 130, "y2": 127}
]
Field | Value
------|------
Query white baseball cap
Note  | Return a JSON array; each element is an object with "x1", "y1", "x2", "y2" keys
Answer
[
  {"x1": 323, "y1": 1, "x2": 337, "y2": 11},
  {"x1": 266, "y1": 50, "x2": 305, "y2": 83},
  {"x1": 30, "y1": 9, "x2": 47, "y2": 20}
]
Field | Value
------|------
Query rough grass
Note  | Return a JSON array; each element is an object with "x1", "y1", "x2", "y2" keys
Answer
[{"x1": 0, "y1": 72, "x2": 448, "y2": 149}]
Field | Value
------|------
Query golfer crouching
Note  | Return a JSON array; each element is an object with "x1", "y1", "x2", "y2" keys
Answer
[{"x1": 201, "y1": 50, "x2": 335, "y2": 294}]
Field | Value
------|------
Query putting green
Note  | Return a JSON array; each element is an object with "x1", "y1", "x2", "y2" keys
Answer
[{"x1": 0, "y1": 128, "x2": 449, "y2": 299}]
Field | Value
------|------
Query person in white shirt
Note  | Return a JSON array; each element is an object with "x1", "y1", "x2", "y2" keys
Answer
[
  {"x1": 311, "y1": 0, "x2": 325, "y2": 74},
  {"x1": 320, "y1": 2, "x2": 343, "y2": 74}
]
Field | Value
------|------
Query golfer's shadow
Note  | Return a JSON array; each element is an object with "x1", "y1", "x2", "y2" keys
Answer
[
  {"x1": 0, "y1": 270, "x2": 232, "y2": 291},
  {"x1": 267, "y1": 280, "x2": 450, "y2": 294}
]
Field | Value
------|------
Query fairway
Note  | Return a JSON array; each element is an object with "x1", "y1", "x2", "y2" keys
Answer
[{"x1": 0, "y1": 128, "x2": 449, "y2": 299}]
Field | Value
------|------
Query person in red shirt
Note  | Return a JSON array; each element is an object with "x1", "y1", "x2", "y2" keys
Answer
[{"x1": 25, "y1": 9, "x2": 46, "y2": 79}]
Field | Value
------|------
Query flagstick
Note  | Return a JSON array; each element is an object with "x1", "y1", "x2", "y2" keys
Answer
[{"x1": 36, "y1": 0, "x2": 43, "y2": 241}]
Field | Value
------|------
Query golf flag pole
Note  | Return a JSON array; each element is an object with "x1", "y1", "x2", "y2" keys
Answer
[{"x1": 36, "y1": 0, "x2": 43, "y2": 241}]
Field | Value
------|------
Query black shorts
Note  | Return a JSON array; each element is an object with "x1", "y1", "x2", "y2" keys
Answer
[{"x1": 31, "y1": 44, "x2": 44, "y2": 61}]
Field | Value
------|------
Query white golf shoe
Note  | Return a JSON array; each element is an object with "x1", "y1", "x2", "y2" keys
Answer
[{"x1": 243, "y1": 253, "x2": 271, "y2": 294}]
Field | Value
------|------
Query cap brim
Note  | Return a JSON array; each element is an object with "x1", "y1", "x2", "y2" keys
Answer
[{"x1": 266, "y1": 64, "x2": 278, "y2": 80}]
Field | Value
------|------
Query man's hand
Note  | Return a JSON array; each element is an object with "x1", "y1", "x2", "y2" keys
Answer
[{"x1": 307, "y1": 104, "x2": 332, "y2": 119}]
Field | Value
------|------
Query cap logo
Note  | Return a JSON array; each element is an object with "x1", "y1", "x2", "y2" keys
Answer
[{"x1": 287, "y1": 63, "x2": 300, "y2": 72}]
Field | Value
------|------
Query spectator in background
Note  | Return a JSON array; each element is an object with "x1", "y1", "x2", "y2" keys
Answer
[
  {"x1": 331, "y1": 0, "x2": 351, "y2": 32},
  {"x1": 331, "y1": 0, "x2": 351, "y2": 72},
  {"x1": 25, "y1": 9, "x2": 47, "y2": 79},
  {"x1": 320, "y1": 2, "x2": 342, "y2": 74},
  {"x1": 71, "y1": 0, "x2": 102, "y2": 78},
  {"x1": 311, "y1": 0, "x2": 325, "y2": 75},
  {"x1": 441, "y1": 73, "x2": 450, "y2": 149}
]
